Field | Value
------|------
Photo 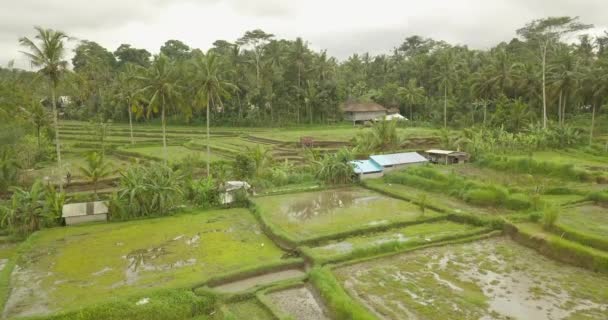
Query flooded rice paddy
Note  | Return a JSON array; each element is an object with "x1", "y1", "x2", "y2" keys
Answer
[
  {"x1": 211, "y1": 268, "x2": 306, "y2": 293},
  {"x1": 334, "y1": 237, "x2": 608, "y2": 320},
  {"x1": 310, "y1": 221, "x2": 487, "y2": 259},
  {"x1": 254, "y1": 187, "x2": 441, "y2": 241},
  {"x1": 267, "y1": 285, "x2": 330, "y2": 320},
  {"x1": 3, "y1": 209, "x2": 285, "y2": 318}
]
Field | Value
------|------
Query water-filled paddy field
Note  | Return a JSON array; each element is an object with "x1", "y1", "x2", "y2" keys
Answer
[
  {"x1": 334, "y1": 237, "x2": 608, "y2": 320},
  {"x1": 3, "y1": 209, "x2": 285, "y2": 318},
  {"x1": 253, "y1": 187, "x2": 442, "y2": 242}
]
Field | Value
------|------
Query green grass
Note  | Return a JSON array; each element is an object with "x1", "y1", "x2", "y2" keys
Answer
[
  {"x1": 252, "y1": 187, "x2": 442, "y2": 243},
  {"x1": 333, "y1": 237, "x2": 608, "y2": 320},
  {"x1": 119, "y1": 145, "x2": 228, "y2": 162},
  {"x1": 304, "y1": 221, "x2": 488, "y2": 264},
  {"x1": 553, "y1": 204, "x2": 608, "y2": 251},
  {"x1": 4, "y1": 208, "x2": 285, "y2": 318},
  {"x1": 309, "y1": 267, "x2": 376, "y2": 320},
  {"x1": 527, "y1": 150, "x2": 608, "y2": 170},
  {"x1": 252, "y1": 126, "x2": 439, "y2": 142},
  {"x1": 214, "y1": 299, "x2": 274, "y2": 320},
  {"x1": 365, "y1": 179, "x2": 504, "y2": 216}
]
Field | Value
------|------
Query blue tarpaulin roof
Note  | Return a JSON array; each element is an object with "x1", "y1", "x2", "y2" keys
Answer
[
  {"x1": 350, "y1": 160, "x2": 383, "y2": 174},
  {"x1": 369, "y1": 152, "x2": 428, "y2": 167}
]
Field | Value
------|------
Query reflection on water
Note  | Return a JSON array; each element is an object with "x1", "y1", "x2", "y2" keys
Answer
[{"x1": 284, "y1": 190, "x2": 382, "y2": 221}]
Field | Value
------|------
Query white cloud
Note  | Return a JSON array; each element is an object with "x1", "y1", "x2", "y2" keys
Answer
[{"x1": 2, "y1": 0, "x2": 607, "y2": 69}]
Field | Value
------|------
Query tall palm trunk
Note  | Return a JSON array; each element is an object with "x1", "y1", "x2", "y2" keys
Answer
[
  {"x1": 443, "y1": 85, "x2": 448, "y2": 128},
  {"x1": 483, "y1": 102, "x2": 487, "y2": 125},
  {"x1": 51, "y1": 84, "x2": 63, "y2": 192},
  {"x1": 161, "y1": 102, "x2": 168, "y2": 164},
  {"x1": 558, "y1": 89, "x2": 563, "y2": 125},
  {"x1": 206, "y1": 96, "x2": 212, "y2": 178},
  {"x1": 541, "y1": 42, "x2": 548, "y2": 129},
  {"x1": 589, "y1": 104, "x2": 595, "y2": 145},
  {"x1": 128, "y1": 100, "x2": 134, "y2": 145}
]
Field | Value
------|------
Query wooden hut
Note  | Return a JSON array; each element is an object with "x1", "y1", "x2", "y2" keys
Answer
[
  {"x1": 425, "y1": 149, "x2": 470, "y2": 164},
  {"x1": 342, "y1": 101, "x2": 387, "y2": 124}
]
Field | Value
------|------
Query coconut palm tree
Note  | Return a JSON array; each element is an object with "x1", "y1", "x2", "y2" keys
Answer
[
  {"x1": 136, "y1": 54, "x2": 181, "y2": 162},
  {"x1": 193, "y1": 52, "x2": 237, "y2": 177},
  {"x1": 116, "y1": 63, "x2": 140, "y2": 144},
  {"x1": 19, "y1": 27, "x2": 70, "y2": 191},
  {"x1": 434, "y1": 50, "x2": 460, "y2": 128},
  {"x1": 79, "y1": 152, "x2": 113, "y2": 199},
  {"x1": 398, "y1": 79, "x2": 425, "y2": 120}
]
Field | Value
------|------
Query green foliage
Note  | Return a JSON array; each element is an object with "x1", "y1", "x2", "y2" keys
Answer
[
  {"x1": 314, "y1": 148, "x2": 355, "y2": 185},
  {"x1": 115, "y1": 164, "x2": 183, "y2": 219},
  {"x1": 22, "y1": 289, "x2": 216, "y2": 320},
  {"x1": 0, "y1": 180, "x2": 63, "y2": 236},
  {"x1": 587, "y1": 191, "x2": 608, "y2": 205},
  {"x1": 417, "y1": 193, "x2": 428, "y2": 215},
  {"x1": 384, "y1": 166, "x2": 530, "y2": 210},
  {"x1": 79, "y1": 152, "x2": 113, "y2": 198},
  {"x1": 354, "y1": 120, "x2": 402, "y2": 154},
  {"x1": 477, "y1": 155, "x2": 595, "y2": 182},
  {"x1": 0, "y1": 148, "x2": 21, "y2": 192},
  {"x1": 542, "y1": 205, "x2": 560, "y2": 230},
  {"x1": 309, "y1": 267, "x2": 376, "y2": 320},
  {"x1": 232, "y1": 154, "x2": 256, "y2": 180},
  {"x1": 186, "y1": 178, "x2": 220, "y2": 208}
]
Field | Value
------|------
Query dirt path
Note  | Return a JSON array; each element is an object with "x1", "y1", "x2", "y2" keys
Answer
[{"x1": 211, "y1": 268, "x2": 305, "y2": 293}]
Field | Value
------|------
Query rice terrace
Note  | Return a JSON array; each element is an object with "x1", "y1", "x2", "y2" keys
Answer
[{"x1": 1, "y1": 5, "x2": 608, "y2": 320}]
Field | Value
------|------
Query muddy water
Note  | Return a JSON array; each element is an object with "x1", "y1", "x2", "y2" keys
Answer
[
  {"x1": 282, "y1": 189, "x2": 382, "y2": 221},
  {"x1": 211, "y1": 268, "x2": 306, "y2": 293},
  {"x1": 267, "y1": 285, "x2": 329, "y2": 320},
  {"x1": 335, "y1": 237, "x2": 608, "y2": 320}
]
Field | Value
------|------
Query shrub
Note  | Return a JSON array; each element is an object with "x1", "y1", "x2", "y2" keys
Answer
[
  {"x1": 504, "y1": 193, "x2": 531, "y2": 210},
  {"x1": 464, "y1": 189, "x2": 502, "y2": 206},
  {"x1": 186, "y1": 178, "x2": 220, "y2": 208},
  {"x1": 528, "y1": 211, "x2": 542, "y2": 222},
  {"x1": 233, "y1": 154, "x2": 256, "y2": 180},
  {"x1": 542, "y1": 206, "x2": 560, "y2": 230},
  {"x1": 587, "y1": 191, "x2": 608, "y2": 205},
  {"x1": 116, "y1": 165, "x2": 184, "y2": 219}
]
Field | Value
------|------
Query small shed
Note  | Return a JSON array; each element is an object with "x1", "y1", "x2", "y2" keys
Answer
[
  {"x1": 425, "y1": 149, "x2": 470, "y2": 164},
  {"x1": 350, "y1": 160, "x2": 384, "y2": 180},
  {"x1": 220, "y1": 181, "x2": 251, "y2": 205},
  {"x1": 342, "y1": 101, "x2": 387, "y2": 124},
  {"x1": 62, "y1": 201, "x2": 108, "y2": 226},
  {"x1": 369, "y1": 152, "x2": 428, "y2": 172}
]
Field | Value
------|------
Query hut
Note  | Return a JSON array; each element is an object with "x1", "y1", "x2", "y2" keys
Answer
[
  {"x1": 369, "y1": 152, "x2": 428, "y2": 172},
  {"x1": 62, "y1": 201, "x2": 108, "y2": 226},
  {"x1": 350, "y1": 160, "x2": 384, "y2": 180},
  {"x1": 342, "y1": 101, "x2": 387, "y2": 124},
  {"x1": 425, "y1": 149, "x2": 470, "y2": 164},
  {"x1": 220, "y1": 181, "x2": 251, "y2": 205}
]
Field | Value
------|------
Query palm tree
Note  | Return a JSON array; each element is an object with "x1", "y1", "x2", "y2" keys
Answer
[
  {"x1": 398, "y1": 79, "x2": 425, "y2": 120},
  {"x1": 79, "y1": 152, "x2": 113, "y2": 198},
  {"x1": 20, "y1": 101, "x2": 51, "y2": 148},
  {"x1": 434, "y1": 50, "x2": 460, "y2": 128},
  {"x1": 548, "y1": 48, "x2": 581, "y2": 125},
  {"x1": 19, "y1": 27, "x2": 70, "y2": 191},
  {"x1": 193, "y1": 52, "x2": 237, "y2": 177},
  {"x1": 116, "y1": 63, "x2": 140, "y2": 144},
  {"x1": 136, "y1": 54, "x2": 181, "y2": 162}
]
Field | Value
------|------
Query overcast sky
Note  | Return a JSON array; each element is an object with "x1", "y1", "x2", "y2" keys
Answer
[{"x1": 2, "y1": 0, "x2": 607, "y2": 69}]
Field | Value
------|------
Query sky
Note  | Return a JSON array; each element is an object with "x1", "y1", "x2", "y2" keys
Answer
[{"x1": 2, "y1": 0, "x2": 607, "y2": 69}]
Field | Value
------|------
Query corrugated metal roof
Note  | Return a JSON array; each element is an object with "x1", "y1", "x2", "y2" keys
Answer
[
  {"x1": 426, "y1": 149, "x2": 455, "y2": 155},
  {"x1": 370, "y1": 152, "x2": 428, "y2": 167},
  {"x1": 350, "y1": 160, "x2": 383, "y2": 174}
]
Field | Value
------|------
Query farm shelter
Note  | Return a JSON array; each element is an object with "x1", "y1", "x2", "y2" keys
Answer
[
  {"x1": 425, "y1": 149, "x2": 470, "y2": 164},
  {"x1": 220, "y1": 181, "x2": 251, "y2": 204},
  {"x1": 350, "y1": 159, "x2": 384, "y2": 180},
  {"x1": 342, "y1": 101, "x2": 387, "y2": 124},
  {"x1": 62, "y1": 201, "x2": 108, "y2": 226},
  {"x1": 369, "y1": 152, "x2": 429, "y2": 172}
]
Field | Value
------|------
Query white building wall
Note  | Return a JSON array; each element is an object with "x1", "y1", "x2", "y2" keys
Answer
[{"x1": 65, "y1": 214, "x2": 107, "y2": 226}]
